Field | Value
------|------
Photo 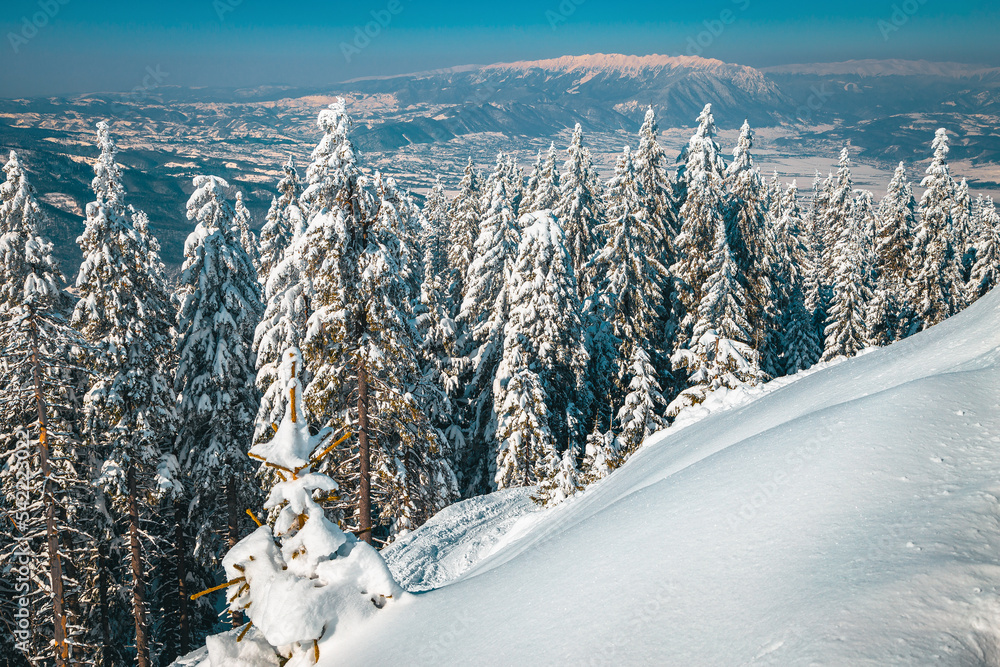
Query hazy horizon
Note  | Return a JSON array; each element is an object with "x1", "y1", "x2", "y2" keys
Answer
[{"x1": 2, "y1": 0, "x2": 998, "y2": 97}]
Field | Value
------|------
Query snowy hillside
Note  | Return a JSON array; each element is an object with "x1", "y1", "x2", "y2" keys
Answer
[{"x1": 321, "y1": 287, "x2": 1000, "y2": 666}]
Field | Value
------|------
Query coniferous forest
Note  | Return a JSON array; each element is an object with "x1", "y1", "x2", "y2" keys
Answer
[{"x1": 2, "y1": 98, "x2": 997, "y2": 666}]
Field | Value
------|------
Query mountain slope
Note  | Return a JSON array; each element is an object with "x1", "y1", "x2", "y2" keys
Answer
[{"x1": 322, "y1": 287, "x2": 1000, "y2": 666}]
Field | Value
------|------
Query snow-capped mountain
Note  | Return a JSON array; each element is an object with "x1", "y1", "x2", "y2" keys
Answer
[{"x1": 345, "y1": 53, "x2": 791, "y2": 149}]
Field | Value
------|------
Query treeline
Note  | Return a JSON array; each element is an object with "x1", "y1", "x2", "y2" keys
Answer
[{"x1": 0, "y1": 100, "x2": 994, "y2": 666}]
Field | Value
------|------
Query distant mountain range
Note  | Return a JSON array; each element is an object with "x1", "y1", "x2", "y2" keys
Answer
[{"x1": 1, "y1": 53, "x2": 998, "y2": 273}]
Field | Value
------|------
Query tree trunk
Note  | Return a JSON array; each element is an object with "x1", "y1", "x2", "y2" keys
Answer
[
  {"x1": 357, "y1": 357, "x2": 372, "y2": 544},
  {"x1": 175, "y1": 501, "x2": 189, "y2": 654},
  {"x1": 98, "y1": 543, "x2": 111, "y2": 667},
  {"x1": 28, "y1": 314, "x2": 68, "y2": 667},
  {"x1": 227, "y1": 483, "x2": 245, "y2": 627},
  {"x1": 126, "y1": 464, "x2": 149, "y2": 667}
]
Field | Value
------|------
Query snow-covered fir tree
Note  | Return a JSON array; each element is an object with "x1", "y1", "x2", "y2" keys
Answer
[
  {"x1": 969, "y1": 196, "x2": 1000, "y2": 301},
  {"x1": 554, "y1": 123, "x2": 603, "y2": 295},
  {"x1": 909, "y1": 129, "x2": 966, "y2": 329},
  {"x1": 673, "y1": 104, "x2": 728, "y2": 350},
  {"x1": 725, "y1": 120, "x2": 777, "y2": 373},
  {"x1": 200, "y1": 347, "x2": 402, "y2": 666},
  {"x1": 446, "y1": 157, "x2": 482, "y2": 309},
  {"x1": 587, "y1": 146, "x2": 670, "y2": 459},
  {"x1": 0, "y1": 150, "x2": 98, "y2": 667},
  {"x1": 494, "y1": 211, "x2": 589, "y2": 490},
  {"x1": 173, "y1": 174, "x2": 264, "y2": 637},
  {"x1": 233, "y1": 190, "x2": 260, "y2": 273},
  {"x1": 258, "y1": 157, "x2": 304, "y2": 283},
  {"x1": 770, "y1": 182, "x2": 822, "y2": 374},
  {"x1": 522, "y1": 143, "x2": 561, "y2": 214},
  {"x1": 822, "y1": 190, "x2": 874, "y2": 361},
  {"x1": 298, "y1": 100, "x2": 456, "y2": 539},
  {"x1": 873, "y1": 162, "x2": 917, "y2": 339},
  {"x1": 458, "y1": 175, "x2": 522, "y2": 491},
  {"x1": 71, "y1": 122, "x2": 177, "y2": 667},
  {"x1": 533, "y1": 446, "x2": 583, "y2": 506},
  {"x1": 670, "y1": 213, "x2": 766, "y2": 416},
  {"x1": 633, "y1": 106, "x2": 679, "y2": 244}
]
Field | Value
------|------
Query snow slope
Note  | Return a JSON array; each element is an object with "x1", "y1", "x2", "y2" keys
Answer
[{"x1": 322, "y1": 287, "x2": 1000, "y2": 666}]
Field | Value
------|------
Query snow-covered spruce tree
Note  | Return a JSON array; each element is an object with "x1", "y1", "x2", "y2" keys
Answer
[
  {"x1": 258, "y1": 157, "x2": 305, "y2": 284},
  {"x1": 299, "y1": 100, "x2": 455, "y2": 540},
  {"x1": 953, "y1": 178, "x2": 975, "y2": 284},
  {"x1": 969, "y1": 197, "x2": 1000, "y2": 300},
  {"x1": 0, "y1": 151, "x2": 96, "y2": 667},
  {"x1": 199, "y1": 347, "x2": 402, "y2": 666},
  {"x1": 770, "y1": 182, "x2": 822, "y2": 374},
  {"x1": 909, "y1": 128, "x2": 966, "y2": 330},
  {"x1": 494, "y1": 212, "x2": 589, "y2": 491},
  {"x1": 670, "y1": 214, "x2": 766, "y2": 417},
  {"x1": 554, "y1": 124, "x2": 603, "y2": 295},
  {"x1": 446, "y1": 157, "x2": 482, "y2": 309},
  {"x1": 803, "y1": 171, "x2": 831, "y2": 330},
  {"x1": 174, "y1": 175, "x2": 264, "y2": 637},
  {"x1": 71, "y1": 122, "x2": 177, "y2": 667},
  {"x1": 967, "y1": 197, "x2": 1000, "y2": 301},
  {"x1": 415, "y1": 177, "x2": 467, "y2": 488},
  {"x1": 458, "y1": 175, "x2": 521, "y2": 492},
  {"x1": 586, "y1": 146, "x2": 671, "y2": 464},
  {"x1": 522, "y1": 143, "x2": 561, "y2": 215},
  {"x1": 822, "y1": 191, "x2": 874, "y2": 361},
  {"x1": 725, "y1": 120, "x2": 777, "y2": 374},
  {"x1": 233, "y1": 191, "x2": 260, "y2": 274},
  {"x1": 672, "y1": 104, "x2": 728, "y2": 351},
  {"x1": 873, "y1": 162, "x2": 917, "y2": 339},
  {"x1": 634, "y1": 106, "x2": 680, "y2": 245},
  {"x1": 533, "y1": 446, "x2": 583, "y2": 507},
  {"x1": 820, "y1": 148, "x2": 855, "y2": 287}
]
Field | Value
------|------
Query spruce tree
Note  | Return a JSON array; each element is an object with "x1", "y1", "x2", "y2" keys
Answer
[
  {"x1": 173, "y1": 175, "x2": 264, "y2": 634},
  {"x1": 458, "y1": 175, "x2": 521, "y2": 491},
  {"x1": 554, "y1": 124, "x2": 603, "y2": 296},
  {"x1": 725, "y1": 120, "x2": 776, "y2": 373},
  {"x1": 233, "y1": 190, "x2": 260, "y2": 273},
  {"x1": 259, "y1": 157, "x2": 304, "y2": 284},
  {"x1": 299, "y1": 100, "x2": 456, "y2": 538},
  {"x1": 673, "y1": 104, "x2": 728, "y2": 350},
  {"x1": 522, "y1": 143, "x2": 561, "y2": 214},
  {"x1": 670, "y1": 214, "x2": 765, "y2": 416},
  {"x1": 822, "y1": 191, "x2": 874, "y2": 360},
  {"x1": 909, "y1": 129, "x2": 966, "y2": 329},
  {"x1": 446, "y1": 158, "x2": 482, "y2": 309},
  {"x1": 72, "y1": 122, "x2": 176, "y2": 667},
  {"x1": 494, "y1": 212, "x2": 588, "y2": 489},
  {"x1": 874, "y1": 163, "x2": 917, "y2": 339},
  {"x1": 587, "y1": 146, "x2": 670, "y2": 457},
  {"x1": 0, "y1": 151, "x2": 95, "y2": 667},
  {"x1": 969, "y1": 196, "x2": 1000, "y2": 300}
]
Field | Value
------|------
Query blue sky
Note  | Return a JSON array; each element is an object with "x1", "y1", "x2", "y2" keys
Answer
[{"x1": 1, "y1": 0, "x2": 997, "y2": 96}]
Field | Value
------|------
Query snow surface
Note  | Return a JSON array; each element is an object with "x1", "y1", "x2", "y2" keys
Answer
[{"x1": 320, "y1": 286, "x2": 1000, "y2": 665}]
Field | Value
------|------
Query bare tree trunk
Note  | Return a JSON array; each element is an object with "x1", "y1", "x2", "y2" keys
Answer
[
  {"x1": 227, "y1": 483, "x2": 245, "y2": 627},
  {"x1": 98, "y1": 543, "x2": 111, "y2": 667},
  {"x1": 126, "y1": 464, "x2": 149, "y2": 667},
  {"x1": 28, "y1": 315, "x2": 68, "y2": 667},
  {"x1": 357, "y1": 357, "x2": 372, "y2": 545},
  {"x1": 175, "y1": 501, "x2": 190, "y2": 654}
]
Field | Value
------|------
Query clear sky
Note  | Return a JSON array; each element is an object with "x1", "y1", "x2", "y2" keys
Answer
[{"x1": 1, "y1": 0, "x2": 997, "y2": 97}]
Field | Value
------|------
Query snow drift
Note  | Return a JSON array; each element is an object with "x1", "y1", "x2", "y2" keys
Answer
[{"x1": 321, "y1": 286, "x2": 1000, "y2": 666}]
